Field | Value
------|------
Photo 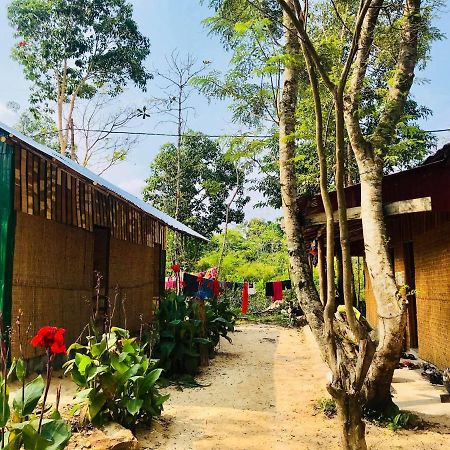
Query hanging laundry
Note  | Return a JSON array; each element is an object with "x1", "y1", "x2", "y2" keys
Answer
[
  {"x1": 165, "y1": 276, "x2": 176, "y2": 290},
  {"x1": 248, "y1": 282, "x2": 256, "y2": 295},
  {"x1": 308, "y1": 239, "x2": 319, "y2": 266},
  {"x1": 205, "y1": 266, "x2": 219, "y2": 279},
  {"x1": 272, "y1": 281, "x2": 283, "y2": 302},
  {"x1": 183, "y1": 273, "x2": 199, "y2": 296},
  {"x1": 213, "y1": 279, "x2": 220, "y2": 298},
  {"x1": 265, "y1": 280, "x2": 292, "y2": 297},
  {"x1": 242, "y1": 281, "x2": 249, "y2": 315}
]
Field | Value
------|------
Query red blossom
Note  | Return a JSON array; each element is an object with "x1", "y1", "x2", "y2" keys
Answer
[
  {"x1": 196, "y1": 275, "x2": 203, "y2": 283},
  {"x1": 17, "y1": 41, "x2": 27, "y2": 48},
  {"x1": 31, "y1": 326, "x2": 66, "y2": 354},
  {"x1": 171, "y1": 264, "x2": 180, "y2": 273}
]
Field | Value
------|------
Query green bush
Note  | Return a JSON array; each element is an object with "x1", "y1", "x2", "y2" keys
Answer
[
  {"x1": 64, "y1": 327, "x2": 169, "y2": 429},
  {"x1": 154, "y1": 291, "x2": 236, "y2": 376}
]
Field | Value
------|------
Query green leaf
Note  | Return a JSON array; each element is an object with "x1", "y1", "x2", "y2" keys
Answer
[
  {"x1": 0, "y1": 387, "x2": 10, "y2": 427},
  {"x1": 90, "y1": 339, "x2": 106, "y2": 358},
  {"x1": 66, "y1": 342, "x2": 87, "y2": 353},
  {"x1": 111, "y1": 353, "x2": 129, "y2": 374},
  {"x1": 75, "y1": 353, "x2": 92, "y2": 376},
  {"x1": 125, "y1": 398, "x2": 143, "y2": 416},
  {"x1": 13, "y1": 376, "x2": 45, "y2": 417},
  {"x1": 139, "y1": 369, "x2": 163, "y2": 395},
  {"x1": 88, "y1": 390, "x2": 106, "y2": 422},
  {"x1": 110, "y1": 327, "x2": 129, "y2": 337},
  {"x1": 16, "y1": 358, "x2": 27, "y2": 381},
  {"x1": 21, "y1": 424, "x2": 53, "y2": 450},
  {"x1": 40, "y1": 419, "x2": 71, "y2": 450}
]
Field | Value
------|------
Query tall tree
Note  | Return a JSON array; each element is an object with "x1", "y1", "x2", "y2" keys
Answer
[
  {"x1": 8, "y1": 0, "x2": 151, "y2": 156},
  {"x1": 143, "y1": 131, "x2": 249, "y2": 267},
  {"x1": 203, "y1": 0, "x2": 438, "y2": 448},
  {"x1": 147, "y1": 52, "x2": 209, "y2": 262}
]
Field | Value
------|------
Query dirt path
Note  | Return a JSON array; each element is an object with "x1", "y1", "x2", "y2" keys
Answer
[{"x1": 138, "y1": 323, "x2": 449, "y2": 450}]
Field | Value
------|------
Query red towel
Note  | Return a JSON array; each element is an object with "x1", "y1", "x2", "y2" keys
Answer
[
  {"x1": 272, "y1": 281, "x2": 283, "y2": 302},
  {"x1": 242, "y1": 281, "x2": 249, "y2": 314},
  {"x1": 213, "y1": 279, "x2": 220, "y2": 298}
]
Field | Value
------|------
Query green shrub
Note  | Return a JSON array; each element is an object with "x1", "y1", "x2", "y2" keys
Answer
[
  {"x1": 154, "y1": 291, "x2": 236, "y2": 376},
  {"x1": 314, "y1": 397, "x2": 337, "y2": 418},
  {"x1": 64, "y1": 327, "x2": 169, "y2": 429}
]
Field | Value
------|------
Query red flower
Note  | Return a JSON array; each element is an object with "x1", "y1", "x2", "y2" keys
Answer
[
  {"x1": 31, "y1": 326, "x2": 66, "y2": 354},
  {"x1": 196, "y1": 275, "x2": 203, "y2": 283},
  {"x1": 171, "y1": 264, "x2": 180, "y2": 273},
  {"x1": 17, "y1": 41, "x2": 27, "y2": 48}
]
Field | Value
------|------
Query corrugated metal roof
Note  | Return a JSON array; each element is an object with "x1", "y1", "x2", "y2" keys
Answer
[{"x1": 0, "y1": 121, "x2": 208, "y2": 241}]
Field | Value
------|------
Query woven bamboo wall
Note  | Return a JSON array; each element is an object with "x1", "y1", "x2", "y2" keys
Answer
[
  {"x1": 108, "y1": 237, "x2": 160, "y2": 333},
  {"x1": 12, "y1": 146, "x2": 166, "y2": 249},
  {"x1": 11, "y1": 212, "x2": 93, "y2": 359}
]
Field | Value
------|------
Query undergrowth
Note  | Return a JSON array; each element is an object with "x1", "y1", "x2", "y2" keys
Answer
[{"x1": 314, "y1": 397, "x2": 422, "y2": 431}]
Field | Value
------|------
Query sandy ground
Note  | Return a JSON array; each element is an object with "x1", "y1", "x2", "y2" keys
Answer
[{"x1": 136, "y1": 323, "x2": 450, "y2": 450}]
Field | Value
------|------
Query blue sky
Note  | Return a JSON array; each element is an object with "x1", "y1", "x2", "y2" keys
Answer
[{"x1": 0, "y1": 0, "x2": 449, "y2": 220}]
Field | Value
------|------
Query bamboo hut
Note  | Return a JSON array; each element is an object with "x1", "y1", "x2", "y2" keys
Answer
[
  {"x1": 0, "y1": 122, "x2": 206, "y2": 360},
  {"x1": 300, "y1": 145, "x2": 450, "y2": 369}
]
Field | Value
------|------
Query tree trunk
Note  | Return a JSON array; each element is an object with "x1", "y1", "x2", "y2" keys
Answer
[
  {"x1": 278, "y1": 4, "x2": 325, "y2": 351},
  {"x1": 334, "y1": 392, "x2": 367, "y2": 450},
  {"x1": 355, "y1": 155, "x2": 407, "y2": 409}
]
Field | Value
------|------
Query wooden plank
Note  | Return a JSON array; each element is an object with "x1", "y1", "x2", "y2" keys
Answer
[
  {"x1": 32, "y1": 156, "x2": 39, "y2": 216},
  {"x1": 14, "y1": 148, "x2": 21, "y2": 211},
  {"x1": 20, "y1": 149, "x2": 27, "y2": 213},
  {"x1": 76, "y1": 178, "x2": 81, "y2": 227},
  {"x1": 61, "y1": 171, "x2": 67, "y2": 223},
  {"x1": 26, "y1": 151, "x2": 33, "y2": 215},
  {"x1": 56, "y1": 167, "x2": 62, "y2": 222},
  {"x1": 67, "y1": 173, "x2": 72, "y2": 226},
  {"x1": 87, "y1": 185, "x2": 93, "y2": 231},
  {"x1": 51, "y1": 165, "x2": 57, "y2": 220},
  {"x1": 80, "y1": 183, "x2": 86, "y2": 229},
  {"x1": 71, "y1": 176, "x2": 77, "y2": 226},
  {"x1": 46, "y1": 161, "x2": 52, "y2": 220},
  {"x1": 307, "y1": 197, "x2": 433, "y2": 225},
  {"x1": 39, "y1": 158, "x2": 46, "y2": 217}
]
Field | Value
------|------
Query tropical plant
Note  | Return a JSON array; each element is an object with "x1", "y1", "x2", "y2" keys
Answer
[
  {"x1": 64, "y1": 327, "x2": 169, "y2": 430},
  {"x1": 0, "y1": 321, "x2": 71, "y2": 450},
  {"x1": 204, "y1": 296, "x2": 235, "y2": 352},
  {"x1": 154, "y1": 293, "x2": 206, "y2": 376}
]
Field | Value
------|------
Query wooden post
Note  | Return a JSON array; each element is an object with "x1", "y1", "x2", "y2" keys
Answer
[
  {"x1": 317, "y1": 236, "x2": 327, "y2": 306},
  {"x1": 195, "y1": 298, "x2": 209, "y2": 367}
]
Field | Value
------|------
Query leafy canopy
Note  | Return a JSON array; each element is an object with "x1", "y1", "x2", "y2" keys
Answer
[
  {"x1": 143, "y1": 131, "x2": 249, "y2": 240},
  {"x1": 8, "y1": 0, "x2": 152, "y2": 104}
]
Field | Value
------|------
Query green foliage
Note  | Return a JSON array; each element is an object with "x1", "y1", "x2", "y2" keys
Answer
[
  {"x1": 143, "y1": 131, "x2": 249, "y2": 266},
  {"x1": 363, "y1": 403, "x2": 420, "y2": 431},
  {"x1": 197, "y1": 219, "x2": 289, "y2": 284},
  {"x1": 154, "y1": 293, "x2": 204, "y2": 376},
  {"x1": 64, "y1": 327, "x2": 169, "y2": 429},
  {"x1": 8, "y1": 0, "x2": 151, "y2": 105},
  {"x1": 154, "y1": 291, "x2": 235, "y2": 377},
  {"x1": 0, "y1": 360, "x2": 70, "y2": 450},
  {"x1": 205, "y1": 297, "x2": 235, "y2": 350},
  {"x1": 314, "y1": 397, "x2": 337, "y2": 419}
]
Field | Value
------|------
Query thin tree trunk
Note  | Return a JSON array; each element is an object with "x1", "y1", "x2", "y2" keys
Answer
[
  {"x1": 278, "y1": 4, "x2": 325, "y2": 352},
  {"x1": 357, "y1": 157, "x2": 407, "y2": 408}
]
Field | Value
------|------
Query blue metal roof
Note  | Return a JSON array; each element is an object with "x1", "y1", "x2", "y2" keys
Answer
[{"x1": 0, "y1": 121, "x2": 208, "y2": 241}]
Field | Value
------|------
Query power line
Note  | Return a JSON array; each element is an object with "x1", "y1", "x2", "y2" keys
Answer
[
  {"x1": 33, "y1": 125, "x2": 450, "y2": 141},
  {"x1": 35, "y1": 128, "x2": 274, "y2": 139}
]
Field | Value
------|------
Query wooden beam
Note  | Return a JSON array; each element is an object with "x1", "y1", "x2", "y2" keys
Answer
[{"x1": 307, "y1": 197, "x2": 432, "y2": 225}]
